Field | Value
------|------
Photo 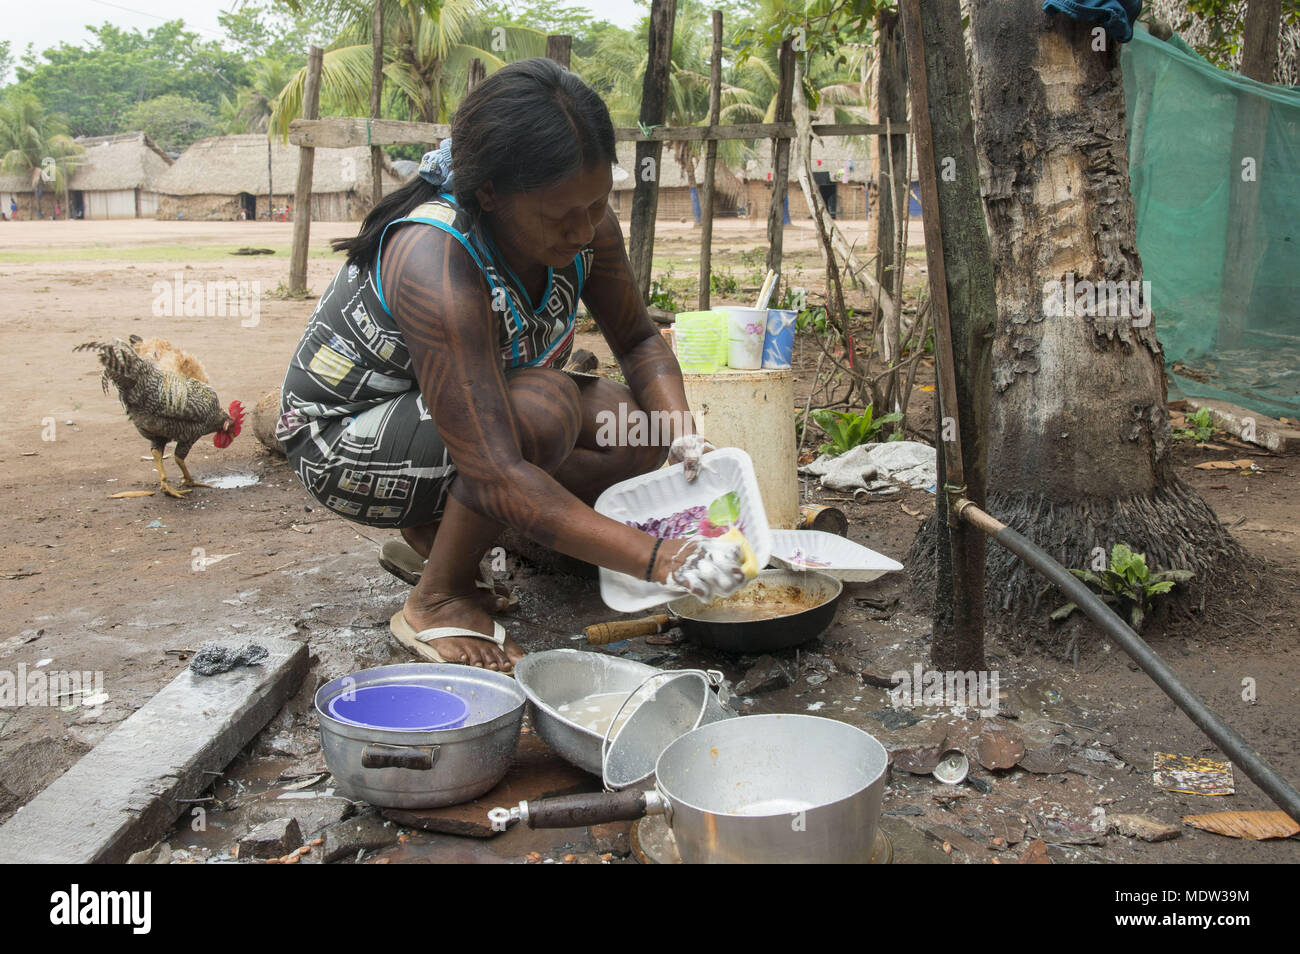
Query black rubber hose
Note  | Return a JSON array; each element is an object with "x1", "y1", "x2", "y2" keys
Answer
[{"x1": 957, "y1": 500, "x2": 1300, "y2": 823}]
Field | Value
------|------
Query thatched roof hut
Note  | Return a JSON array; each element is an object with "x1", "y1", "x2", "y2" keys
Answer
[
  {"x1": 610, "y1": 141, "x2": 744, "y2": 221},
  {"x1": 2, "y1": 131, "x2": 172, "y2": 219},
  {"x1": 154, "y1": 134, "x2": 403, "y2": 221},
  {"x1": 67, "y1": 132, "x2": 173, "y2": 218}
]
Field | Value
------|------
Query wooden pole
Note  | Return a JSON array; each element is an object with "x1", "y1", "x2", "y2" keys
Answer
[
  {"x1": 874, "y1": 8, "x2": 909, "y2": 362},
  {"x1": 289, "y1": 46, "x2": 323, "y2": 294},
  {"x1": 697, "y1": 10, "x2": 723, "y2": 310},
  {"x1": 266, "y1": 140, "x2": 273, "y2": 222},
  {"x1": 545, "y1": 34, "x2": 572, "y2": 69},
  {"x1": 899, "y1": 0, "x2": 997, "y2": 672},
  {"x1": 466, "y1": 57, "x2": 485, "y2": 93},
  {"x1": 765, "y1": 39, "x2": 795, "y2": 304},
  {"x1": 629, "y1": 0, "x2": 678, "y2": 304},
  {"x1": 369, "y1": 1, "x2": 385, "y2": 209}
]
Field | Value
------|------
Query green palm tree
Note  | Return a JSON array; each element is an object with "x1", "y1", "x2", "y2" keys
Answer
[
  {"x1": 576, "y1": 2, "x2": 763, "y2": 183},
  {"x1": 270, "y1": 0, "x2": 540, "y2": 136},
  {"x1": 0, "y1": 93, "x2": 82, "y2": 218},
  {"x1": 220, "y1": 59, "x2": 298, "y2": 134}
]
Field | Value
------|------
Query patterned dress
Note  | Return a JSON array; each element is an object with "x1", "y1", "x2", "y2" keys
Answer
[{"x1": 277, "y1": 193, "x2": 594, "y2": 528}]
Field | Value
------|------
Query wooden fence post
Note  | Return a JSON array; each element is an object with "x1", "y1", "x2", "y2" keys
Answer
[
  {"x1": 766, "y1": 39, "x2": 795, "y2": 303},
  {"x1": 630, "y1": 0, "x2": 678, "y2": 304},
  {"x1": 289, "y1": 46, "x2": 323, "y2": 294},
  {"x1": 467, "y1": 57, "x2": 485, "y2": 93},
  {"x1": 697, "y1": 10, "x2": 723, "y2": 310},
  {"x1": 370, "y1": 2, "x2": 384, "y2": 208},
  {"x1": 546, "y1": 34, "x2": 572, "y2": 69},
  {"x1": 899, "y1": 0, "x2": 997, "y2": 672}
]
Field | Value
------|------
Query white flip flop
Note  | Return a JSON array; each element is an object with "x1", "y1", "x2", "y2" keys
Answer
[{"x1": 389, "y1": 610, "x2": 515, "y2": 671}]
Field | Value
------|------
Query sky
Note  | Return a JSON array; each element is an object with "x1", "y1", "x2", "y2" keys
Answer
[{"x1": 6, "y1": 0, "x2": 647, "y2": 72}]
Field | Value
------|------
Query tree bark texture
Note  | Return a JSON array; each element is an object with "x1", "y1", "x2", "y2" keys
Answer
[{"x1": 908, "y1": 0, "x2": 1250, "y2": 640}]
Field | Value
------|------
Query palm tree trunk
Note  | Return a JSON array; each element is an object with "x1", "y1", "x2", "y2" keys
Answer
[{"x1": 908, "y1": 0, "x2": 1250, "y2": 634}]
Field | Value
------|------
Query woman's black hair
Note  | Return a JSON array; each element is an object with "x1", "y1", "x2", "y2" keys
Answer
[{"x1": 333, "y1": 58, "x2": 617, "y2": 267}]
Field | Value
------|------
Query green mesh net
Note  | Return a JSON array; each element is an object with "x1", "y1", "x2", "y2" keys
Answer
[{"x1": 1122, "y1": 27, "x2": 1300, "y2": 419}]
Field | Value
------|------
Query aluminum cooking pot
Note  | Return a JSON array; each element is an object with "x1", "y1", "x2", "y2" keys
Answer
[
  {"x1": 491, "y1": 713, "x2": 888, "y2": 864},
  {"x1": 316, "y1": 662, "x2": 525, "y2": 809}
]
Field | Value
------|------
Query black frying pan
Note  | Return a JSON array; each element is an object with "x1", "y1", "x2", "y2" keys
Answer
[{"x1": 586, "y1": 568, "x2": 843, "y2": 653}]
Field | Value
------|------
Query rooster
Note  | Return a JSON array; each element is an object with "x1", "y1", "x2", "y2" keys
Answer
[
  {"x1": 76, "y1": 338, "x2": 243, "y2": 498},
  {"x1": 128, "y1": 334, "x2": 209, "y2": 383}
]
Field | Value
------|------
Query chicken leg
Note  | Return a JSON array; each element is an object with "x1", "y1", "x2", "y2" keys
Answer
[
  {"x1": 151, "y1": 448, "x2": 190, "y2": 498},
  {"x1": 175, "y1": 455, "x2": 212, "y2": 490}
]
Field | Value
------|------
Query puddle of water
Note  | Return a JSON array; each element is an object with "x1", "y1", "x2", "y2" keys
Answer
[{"x1": 207, "y1": 473, "x2": 260, "y2": 489}]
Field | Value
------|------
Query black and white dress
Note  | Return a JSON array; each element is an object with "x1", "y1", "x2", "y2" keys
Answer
[{"x1": 277, "y1": 192, "x2": 594, "y2": 528}]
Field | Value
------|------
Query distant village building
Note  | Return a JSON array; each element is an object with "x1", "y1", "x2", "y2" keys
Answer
[
  {"x1": 742, "y1": 139, "x2": 895, "y2": 221},
  {"x1": 605, "y1": 137, "x2": 909, "y2": 224},
  {"x1": 610, "y1": 142, "x2": 744, "y2": 221},
  {"x1": 1, "y1": 131, "x2": 171, "y2": 220},
  {"x1": 68, "y1": 132, "x2": 172, "y2": 218},
  {"x1": 154, "y1": 134, "x2": 402, "y2": 221}
]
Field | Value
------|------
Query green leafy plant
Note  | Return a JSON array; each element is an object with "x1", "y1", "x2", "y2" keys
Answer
[
  {"x1": 1052, "y1": 543, "x2": 1195, "y2": 630},
  {"x1": 709, "y1": 270, "x2": 739, "y2": 297},
  {"x1": 796, "y1": 306, "x2": 828, "y2": 335},
  {"x1": 1173, "y1": 407, "x2": 1216, "y2": 442},
  {"x1": 812, "y1": 405, "x2": 902, "y2": 456},
  {"x1": 648, "y1": 271, "x2": 682, "y2": 313}
]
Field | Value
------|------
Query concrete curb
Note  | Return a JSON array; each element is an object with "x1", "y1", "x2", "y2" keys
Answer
[{"x1": 0, "y1": 637, "x2": 308, "y2": 864}]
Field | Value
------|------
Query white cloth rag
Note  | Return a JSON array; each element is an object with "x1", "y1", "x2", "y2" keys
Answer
[{"x1": 800, "y1": 441, "x2": 937, "y2": 493}]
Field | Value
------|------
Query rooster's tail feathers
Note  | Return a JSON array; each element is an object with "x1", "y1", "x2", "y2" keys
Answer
[{"x1": 75, "y1": 339, "x2": 151, "y2": 396}]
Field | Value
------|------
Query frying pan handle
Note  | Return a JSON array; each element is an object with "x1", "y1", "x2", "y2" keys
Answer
[
  {"x1": 586, "y1": 614, "x2": 672, "y2": 645},
  {"x1": 518, "y1": 789, "x2": 652, "y2": 828}
]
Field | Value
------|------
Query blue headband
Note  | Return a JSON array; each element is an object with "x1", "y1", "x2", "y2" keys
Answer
[{"x1": 417, "y1": 139, "x2": 454, "y2": 191}]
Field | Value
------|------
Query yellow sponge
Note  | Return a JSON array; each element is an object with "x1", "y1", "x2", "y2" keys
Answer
[{"x1": 720, "y1": 527, "x2": 759, "y2": 580}]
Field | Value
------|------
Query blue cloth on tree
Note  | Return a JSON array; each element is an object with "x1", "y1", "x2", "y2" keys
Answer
[
  {"x1": 1042, "y1": 0, "x2": 1143, "y2": 43},
  {"x1": 417, "y1": 138, "x2": 454, "y2": 191}
]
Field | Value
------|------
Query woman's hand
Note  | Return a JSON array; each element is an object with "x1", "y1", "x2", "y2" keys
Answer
[
  {"x1": 654, "y1": 536, "x2": 747, "y2": 601},
  {"x1": 667, "y1": 433, "x2": 717, "y2": 483}
]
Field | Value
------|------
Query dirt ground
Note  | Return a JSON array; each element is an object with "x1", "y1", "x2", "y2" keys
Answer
[{"x1": 1, "y1": 218, "x2": 1296, "y2": 865}]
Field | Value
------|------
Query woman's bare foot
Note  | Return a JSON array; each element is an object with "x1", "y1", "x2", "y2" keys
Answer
[
  {"x1": 401, "y1": 589, "x2": 525, "y2": 671},
  {"x1": 399, "y1": 525, "x2": 512, "y2": 613}
]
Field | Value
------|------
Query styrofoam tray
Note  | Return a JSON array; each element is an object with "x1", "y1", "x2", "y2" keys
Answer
[
  {"x1": 595, "y1": 447, "x2": 771, "y2": 612},
  {"x1": 767, "y1": 529, "x2": 903, "y2": 583}
]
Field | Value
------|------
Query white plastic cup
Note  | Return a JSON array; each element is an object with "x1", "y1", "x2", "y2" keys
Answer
[{"x1": 720, "y1": 307, "x2": 766, "y2": 370}]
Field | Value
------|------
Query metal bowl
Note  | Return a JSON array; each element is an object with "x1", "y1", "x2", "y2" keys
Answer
[
  {"x1": 315, "y1": 663, "x2": 525, "y2": 809},
  {"x1": 513, "y1": 649, "x2": 733, "y2": 777}
]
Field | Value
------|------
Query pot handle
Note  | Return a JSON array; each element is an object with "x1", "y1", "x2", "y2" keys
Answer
[
  {"x1": 586, "y1": 614, "x2": 672, "y2": 645},
  {"x1": 510, "y1": 789, "x2": 653, "y2": 829},
  {"x1": 360, "y1": 743, "x2": 439, "y2": 771}
]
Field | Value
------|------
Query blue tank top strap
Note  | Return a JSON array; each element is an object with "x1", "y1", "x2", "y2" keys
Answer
[{"x1": 371, "y1": 196, "x2": 509, "y2": 323}]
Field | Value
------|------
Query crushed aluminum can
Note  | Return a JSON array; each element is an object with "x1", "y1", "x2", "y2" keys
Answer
[{"x1": 932, "y1": 749, "x2": 970, "y2": 785}]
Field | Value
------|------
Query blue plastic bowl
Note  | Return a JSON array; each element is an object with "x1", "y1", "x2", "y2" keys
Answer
[{"x1": 327, "y1": 683, "x2": 468, "y2": 731}]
